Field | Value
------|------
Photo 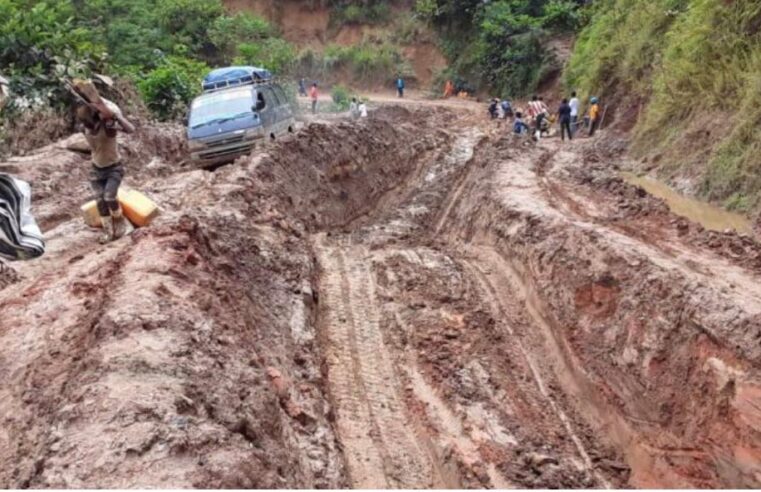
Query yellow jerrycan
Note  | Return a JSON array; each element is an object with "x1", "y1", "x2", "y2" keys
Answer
[{"x1": 81, "y1": 187, "x2": 160, "y2": 228}]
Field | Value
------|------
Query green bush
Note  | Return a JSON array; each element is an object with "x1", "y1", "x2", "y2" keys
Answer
[
  {"x1": 332, "y1": 2, "x2": 391, "y2": 25},
  {"x1": 541, "y1": 0, "x2": 581, "y2": 31},
  {"x1": 323, "y1": 42, "x2": 404, "y2": 81},
  {"x1": 156, "y1": 0, "x2": 224, "y2": 55},
  {"x1": 0, "y1": 0, "x2": 298, "y2": 122},
  {"x1": 234, "y1": 38, "x2": 297, "y2": 74},
  {"x1": 566, "y1": 0, "x2": 761, "y2": 213},
  {"x1": 331, "y1": 84, "x2": 353, "y2": 110},
  {"x1": 209, "y1": 13, "x2": 275, "y2": 62},
  {"x1": 137, "y1": 56, "x2": 209, "y2": 121},
  {"x1": 565, "y1": 0, "x2": 687, "y2": 99},
  {"x1": 0, "y1": 0, "x2": 107, "y2": 109}
]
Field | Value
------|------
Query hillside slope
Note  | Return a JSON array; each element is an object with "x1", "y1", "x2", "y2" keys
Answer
[
  {"x1": 224, "y1": 0, "x2": 447, "y2": 88},
  {"x1": 566, "y1": 0, "x2": 761, "y2": 220}
]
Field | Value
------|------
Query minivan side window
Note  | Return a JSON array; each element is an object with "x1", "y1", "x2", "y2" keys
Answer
[
  {"x1": 256, "y1": 91, "x2": 267, "y2": 110},
  {"x1": 274, "y1": 86, "x2": 288, "y2": 105},
  {"x1": 263, "y1": 87, "x2": 280, "y2": 105}
]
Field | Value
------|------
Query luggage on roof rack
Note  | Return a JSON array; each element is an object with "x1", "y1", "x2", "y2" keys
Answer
[{"x1": 202, "y1": 66, "x2": 273, "y2": 93}]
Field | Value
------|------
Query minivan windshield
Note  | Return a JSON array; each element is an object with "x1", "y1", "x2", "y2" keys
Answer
[{"x1": 189, "y1": 88, "x2": 254, "y2": 129}]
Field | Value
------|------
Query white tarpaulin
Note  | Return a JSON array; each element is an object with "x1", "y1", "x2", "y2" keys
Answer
[{"x1": 0, "y1": 173, "x2": 45, "y2": 261}]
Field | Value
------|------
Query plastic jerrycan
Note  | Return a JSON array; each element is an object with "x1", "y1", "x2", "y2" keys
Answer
[{"x1": 81, "y1": 187, "x2": 159, "y2": 228}]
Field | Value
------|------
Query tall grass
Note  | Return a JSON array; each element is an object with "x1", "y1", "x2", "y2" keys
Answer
[
  {"x1": 566, "y1": 0, "x2": 761, "y2": 213},
  {"x1": 565, "y1": 0, "x2": 687, "y2": 99}
]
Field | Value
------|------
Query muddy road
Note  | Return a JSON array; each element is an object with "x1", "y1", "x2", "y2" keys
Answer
[{"x1": 1, "y1": 104, "x2": 760, "y2": 488}]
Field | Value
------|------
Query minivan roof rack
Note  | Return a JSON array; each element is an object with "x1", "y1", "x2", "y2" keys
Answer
[{"x1": 202, "y1": 66, "x2": 273, "y2": 93}]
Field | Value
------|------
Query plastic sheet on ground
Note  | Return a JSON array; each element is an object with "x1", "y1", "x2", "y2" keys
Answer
[{"x1": 0, "y1": 173, "x2": 45, "y2": 261}]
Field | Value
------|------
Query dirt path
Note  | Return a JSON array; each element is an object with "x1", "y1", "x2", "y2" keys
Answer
[
  {"x1": 309, "y1": 123, "x2": 623, "y2": 488},
  {"x1": 308, "y1": 105, "x2": 761, "y2": 488},
  {"x1": 314, "y1": 235, "x2": 438, "y2": 488},
  {"x1": 2, "y1": 101, "x2": 761, "y2": 488}
]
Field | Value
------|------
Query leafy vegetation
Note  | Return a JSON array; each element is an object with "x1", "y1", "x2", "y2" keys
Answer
[
  {"x1": 416, "y1": 0, "x2": 582, "y2": 97},
  {"x1": 0, "y1": 1, "x2": 106, "y2": 111},
  {"x1": 330, "y1": 1, "x2": 391, "y2": 25},
  {"x1": 295, "y1": 40, "x2": 413, "y2": 87},
  {"x1": 330, "y1": 84, "x2": 354, "y2": 110},
  {"x1": 567, "y1": 0, "x2": 761, "y2": 213},
  {"x1": 0, "y1": 0, "x2": 296, "y2": 121},
  {"x1": 2, "y1": 0, "x2": 421, "y2": 123},
  {"x1": 137, "y1": 56, "x2": 210, "y2": 121}
]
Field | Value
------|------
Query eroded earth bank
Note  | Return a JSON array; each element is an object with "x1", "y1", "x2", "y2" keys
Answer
[{"x1": 1, "y1": 106, "x2": 760, "y2": 488}]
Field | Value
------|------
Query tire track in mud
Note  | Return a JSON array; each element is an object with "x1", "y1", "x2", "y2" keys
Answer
[
  {"x1": 315, "y1": 235, "x2": 437, "y2": 488},
  {"x1": 392, "y1": 310, "x2": 515, "y2": 490},
  {"x1": 432, "y1": 133, "x2": 482, "y2": 236},
  {"x1": 460, "y1": 248, "x2": 613, "y2": 489}
]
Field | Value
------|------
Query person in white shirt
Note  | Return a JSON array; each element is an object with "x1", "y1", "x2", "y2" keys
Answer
[
  {"x1": 349, "y1": 97, "x2": 359, "y2": 119},
  {"x1": 359, "y1": 101, "x2": 368, "y2": 118},
  {"x1": 569, "y1": 91, "x2": 580, "y2": 136}
]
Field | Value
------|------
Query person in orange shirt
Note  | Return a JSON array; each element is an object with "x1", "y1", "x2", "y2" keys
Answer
[
  {"x1": 443, "y1": 80, "x2": 455, "y2": 98},
  {"x1": 309, "y1": 82, "x2": 319, "y2": 114},
  {"x1": 588, "y1": 97, "x2": 601, "y2": 136}
]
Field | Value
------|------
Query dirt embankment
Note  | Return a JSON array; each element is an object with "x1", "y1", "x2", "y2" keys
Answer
[
  {"x1": 435, "y1": 134, "x2": 761, "y2": 488},
  {"x1": 0, "y1": 107, "x2": 441, "y2": 488}
]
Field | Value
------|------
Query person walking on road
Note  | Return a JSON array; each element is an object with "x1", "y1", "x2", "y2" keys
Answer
[
  {"x1": 72, "y1": 79, "x2": 135, "y2": 244},
  {"x1": 0, "y1": 75, "x2": 9, "y2": 111},
  {"x1": 396, "y1": 76, "x2": 405, "y2": 98},
  {"x1": 513, "y1": 112, "x2": 530, "y2": 135},
  {"x1": 569, "y1": 91, "x2": 580, "y2": 135},
  {"x1": 298, "y1": 78, "x2": 307, "y2": 97},
  {"x1": 588, "y1": 96, "x2": 601, "y2": 136},
  {"x1": 349, "y1": 97, "x2": 359, "y2": 119},
  {"x1": 443, "y1": 80, "x2": 455, "y2": 98},
  {"x1": 501, "y1": 99, "x2": 513, "y2": 119},
  {"x1": 528, "y1": 95, "x2": 549, "y2": 141},
  {"x1": 309, "y1": 82, "x2": 319, "y2": 114},
  {"x1": 558, "y1": 98, "x2": 573, "y2": 141},
  {"x1": 488, "y1": 98, "x2": 499, "y2": 119}
]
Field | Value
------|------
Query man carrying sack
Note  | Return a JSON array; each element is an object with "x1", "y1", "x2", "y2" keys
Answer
[{"x1": 71, "y1": 79, "x2": 136, "y2": 243}]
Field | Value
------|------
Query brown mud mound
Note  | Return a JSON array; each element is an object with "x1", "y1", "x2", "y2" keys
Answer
[
  {"x1": 311, "y1": 128, "x2": 625, "y2": 488},
  {"x1": 0, "y1": 108, "x2": 445, "y2": 488},
  {"x1": 248, "y1": 106, "x2": 448, "y2": 231}
]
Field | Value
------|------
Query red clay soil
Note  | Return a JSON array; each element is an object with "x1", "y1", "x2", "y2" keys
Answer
[
  {"x1": 0, "y1": 107, "x2": 437, "y2": 488},
  {"x1": 437, "y1": 133, "x2": 761, "y2": 488},
  {"x1": 1, "y1": 103, "x2": 761, "y2": 488}
]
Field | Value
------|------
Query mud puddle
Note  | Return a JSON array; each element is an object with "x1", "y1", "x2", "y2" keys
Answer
[{"x1": 622, "y1": 172, "x2": 752, "y2": 235}]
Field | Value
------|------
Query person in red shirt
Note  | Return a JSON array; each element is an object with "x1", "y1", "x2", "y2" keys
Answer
[{"x1": 309, "y1": 82, "x2": 319, "y2": 114}]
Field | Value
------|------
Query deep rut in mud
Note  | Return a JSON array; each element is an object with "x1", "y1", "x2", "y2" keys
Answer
[
  {"x1": 311, "y1": 129, "x2": 618, "y2": 488},
  {"x1": 309, "y1": 112, "x2": 761, "y2": 488},
  {"x1": 3, "y1": 106, "x2": 761, "y2": 488}
]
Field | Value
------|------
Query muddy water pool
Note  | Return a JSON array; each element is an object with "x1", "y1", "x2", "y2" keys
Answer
[{"x1": 622, "y1": 172, "x2": 752, "y2": 235}]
